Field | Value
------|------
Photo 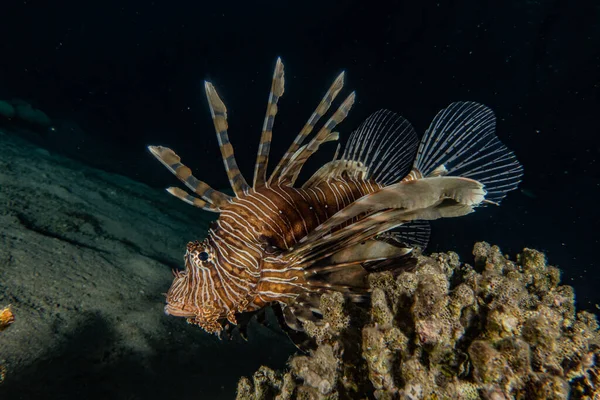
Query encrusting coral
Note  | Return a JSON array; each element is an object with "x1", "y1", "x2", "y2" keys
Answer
[
  {"x1": 0, "y1": 305, "x2": 14, "y2": 384},
  {"x1": 236, "y1": 243, "x2": 600, "y2": 400},
  {"x1": 0, "y1": 306, "x2": 14, "y2": 333}
]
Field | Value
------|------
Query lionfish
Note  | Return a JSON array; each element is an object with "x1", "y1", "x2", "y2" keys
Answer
[{"x1": 148, "y1": 58, "x2": 523, "y2": 340}]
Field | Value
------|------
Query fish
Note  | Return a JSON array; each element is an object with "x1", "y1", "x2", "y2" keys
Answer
[{"x1": 148, "y1": 58, "x2": 523, "y2": 341}]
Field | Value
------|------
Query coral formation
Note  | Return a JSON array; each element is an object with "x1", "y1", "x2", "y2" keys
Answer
[
  {"x1": 0, "y1": 306, "x2": 14, "y2": 332},
  {"x1": 236, "y1": 243, "x2": 600, "y2": 400},
  {"x1": 0, "y1": 305, "x2": 14, "y2": 384}
]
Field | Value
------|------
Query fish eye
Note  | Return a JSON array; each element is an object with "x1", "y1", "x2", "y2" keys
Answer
[{"x1": 199, "y1": 251, "x2": 209, "y2": 261}]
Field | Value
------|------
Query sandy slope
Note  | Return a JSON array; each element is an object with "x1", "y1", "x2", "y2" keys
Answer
[{"x1": 0, "y1": 130, "x2": 295, "y2": 400}]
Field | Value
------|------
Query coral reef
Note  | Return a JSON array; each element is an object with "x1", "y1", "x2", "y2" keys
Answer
[{"x1": 236, "y1": 243, "x2": 600, "y2": 400}]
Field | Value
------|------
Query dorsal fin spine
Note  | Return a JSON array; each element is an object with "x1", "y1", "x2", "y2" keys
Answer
[
  {"x1": 254, "y1": 57, "x2": 285, "y2": 189},
  {"x1": 204, "y1": 81, "x2": 250, "y2": 197}
]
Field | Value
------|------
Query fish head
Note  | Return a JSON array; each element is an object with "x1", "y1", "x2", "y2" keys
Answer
[{"x1": 164, "y1": 239, "x2": 229, "y2": 334}]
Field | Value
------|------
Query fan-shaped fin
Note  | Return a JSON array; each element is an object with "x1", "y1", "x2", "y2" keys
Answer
[
  {"x1": 413, "y1": 102, "x2": 523, "y2": 205},
  {"x1": 308, "y1": 251, "x2": 417, "y2": 287},
  {"x1": 341, "y1": 109, "x2": 420, "y2": 185},
  {"x1": 254, "y1": 58, "x2": 285, "y2": 189},
  {"x1": 268, "y1": 71, "x2": 346, "y2": 185},
  {"x1": 204, "y1": 81, "x2": 251, "y2": 197},
  {"x1": 147, "y1": 145, "x2": 231, "y2": 206},
  {"x1": 377, "y1": 219, "x2": 430, "y2": 249},
  {"x1": 301, "y1": 109, "x2": 420, "y2": 188}
]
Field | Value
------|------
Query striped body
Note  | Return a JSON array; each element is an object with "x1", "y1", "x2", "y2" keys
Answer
[
  {"x1": 228, "y1": 178, "x2": 381, "y2": 249},
  {"x1": 150, "y1": 58, "x2": 522, "y2": 338},
  {"x1": 165, "y1": 178, "x2": 380, "y2": 332}
]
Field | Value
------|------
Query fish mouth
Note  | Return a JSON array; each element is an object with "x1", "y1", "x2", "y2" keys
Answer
[{"x1": 164, "y1": 304, "x2": 195, "y2": 317}]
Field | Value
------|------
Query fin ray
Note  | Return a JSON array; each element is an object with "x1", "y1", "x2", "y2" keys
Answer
[
  {"x1": 378, "y1": 220, "x2": 431, "y2": 249},
  {"x1": 341, "y1": 109, "x2": 420, "y2": 185},
  {"x1": 147, "y1": 145, "x2": 230, "y2": 206},
  {"x1": 204, "y1": 81, "x2": 251, "y2": 197},
  {"x1": 301, "y1": 159, "x2": 367, "y2": 189},
  {"x1": 306, "y1": 176, "x2": 485, "y2": 239},
  {"x1": 413, "y1": 102, "x2": 523, "y2": 205},
  {"x1": 253, "y1": 58, "x2": 285, "y2": 188},
  {"x1": 290, "y1": 203, "x2": 467, "y2": 267},
  {"x1": 268, "y1": 71, "x2": 346, "y2": 185},
  {"x1": 279, "y1": 92, "x2": 356, "y2": 185},
  {"x1": 166, "y1": 187, "x2": 220, "y2": 212}
]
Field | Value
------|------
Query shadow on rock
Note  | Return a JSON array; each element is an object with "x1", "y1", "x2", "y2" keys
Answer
[{"x1": 0, "y1": 311, "x2": 296, "y2": 400}]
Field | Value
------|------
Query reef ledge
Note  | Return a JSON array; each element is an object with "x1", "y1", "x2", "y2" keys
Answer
[{"x1": 236, "y1": 243, "x2": 599, "y2": 400}]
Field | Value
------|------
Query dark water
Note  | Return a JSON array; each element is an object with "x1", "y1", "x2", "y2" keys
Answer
[{"x1": 1, "y1": 1, "x2": 598, "y2": 399}]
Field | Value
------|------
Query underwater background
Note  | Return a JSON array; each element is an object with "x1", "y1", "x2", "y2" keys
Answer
[{"x1": 0, "y1": 0, "x2": 598, "y2": 399}]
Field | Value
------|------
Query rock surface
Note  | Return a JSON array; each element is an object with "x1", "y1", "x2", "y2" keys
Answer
[{"x1": 0, "y1": 130, "x2": 296, "y2": 399}]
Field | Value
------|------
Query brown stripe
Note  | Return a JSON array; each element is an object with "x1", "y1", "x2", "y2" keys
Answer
[
  {"x1": 268, "y1": 71, "x2": 345, "y2": 185},
  {"x1": 204, "y1": 81, "x2": 250, "y2": 197},
  {"x1": 278, "y1": 92, "x2": 356, "y2": 185},
  {"x1": 254, "y1": 57, "x2": 285, "y2": 189},
  {"x1": 147, "y1": 145, "x2": 230, "y2": 206}
]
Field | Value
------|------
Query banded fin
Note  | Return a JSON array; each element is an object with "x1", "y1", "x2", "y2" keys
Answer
[
  {"x1": 204, "y1": 81, "x2": 251, "y2": 197},
  {"x1": 220, "y1": 310, "x2": 257, "y2": 342},
  {"x1": 302, "y1": 160, "x2": 368, "y2": 189},
  {"x1": 166, "y1": 187, "x2": 219, "y2": 212},
  {"x1": 309, "y1": 221, "x2": 429, "y2": 268},
  {"x1": 413, "y1": 102, "x2": 523, "y2": 205},
  {"x1": 301, "y1": 109, "x2": 419, "y2": 188},
  {"x1": 147, "y1": 145, "x2": 230, "y2": 207},
  {"x1": 289, "y1": 203, "x2": 469, "y2": 268},
  {"x1": 271, "y1": 303, "x2": 316, "y2": 351},
  {"x1": 254, "y1": 58, "x2": 285, "y2": 189},
  {"x1": 279, "y1": 92, "x2": 356, "y2": 185},
  {"x1": 279, "y1": 302, "x2": 305, "y2": 332},
  {"x1": 287, "y1": 131, "x2": 341, "y2": 185},
  {"x1": 298, "y1": 224, "x2": 427, "y2": 304},
  {"x1": 268, "y1": 71, "x2": 346, "y2": 185}
]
